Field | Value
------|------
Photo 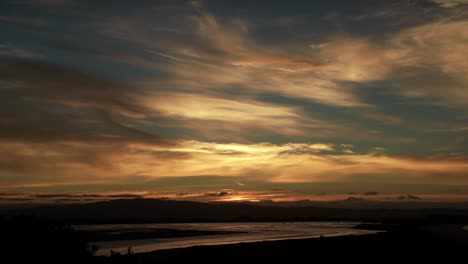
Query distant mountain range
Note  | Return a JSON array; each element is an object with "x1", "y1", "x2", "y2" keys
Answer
[
  {"x1": 251, "y1": 197, "x2": 468, "y2": 210},
  {"x1": 2, "y1": 198, "x2": 468, "y2": 223}
]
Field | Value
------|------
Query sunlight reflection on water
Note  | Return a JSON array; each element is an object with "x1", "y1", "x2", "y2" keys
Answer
[{"x1": 75, "y1": 222, "x2": 378, "y2": 255}]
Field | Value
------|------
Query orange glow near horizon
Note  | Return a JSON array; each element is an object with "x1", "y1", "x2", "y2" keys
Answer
[{"x1": 2, "y1": 0, "x2": 468, "y2": 203}]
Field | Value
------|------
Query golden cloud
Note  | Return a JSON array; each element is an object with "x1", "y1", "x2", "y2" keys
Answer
[
  {"x1": 142, "y1": 92, "x2": 333, "y2": 137},
  {"x1": 2, "y1": 139, "x2": 468, "y2": 192},
  {"x1": 432, "y1": 0, "x2": 468, "y2": 8},
  {"x1": 99, "y1": 2, "x2": 468, "y2": 117}
]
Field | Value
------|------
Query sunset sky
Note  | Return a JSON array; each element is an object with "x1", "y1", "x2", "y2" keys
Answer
[{"x1": 1, "y1": 0, "x2": 468, "y2": 203}]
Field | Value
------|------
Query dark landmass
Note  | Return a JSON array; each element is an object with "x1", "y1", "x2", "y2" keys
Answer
[
  {"x1": 112, "y1": 223, "x2": 467, "y2": 263},
  {"x1": 252, "y1": 197, "x2": 468, "y2": 209},
  {"x1": 4, "y1": 196, "x2": 468, "y2": 210},
  {"x1": 1, "y1": 198, "x2": 468, "y2": 263},
  {"x1": 3, "y1": 215, "x2": 467, "y2": 264},
  {"x1": 2, "y1": 198, "x2": 468, "y2": 223},
  {"x1": 0, "y1": 215, "x2": 96, "y2": 264}
]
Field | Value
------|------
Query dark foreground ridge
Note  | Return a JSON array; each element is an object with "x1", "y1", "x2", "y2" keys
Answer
[
  {"x1": 125, "y1": 224, "x2": 468, "y2": 263},
  {"x1": 1, "y1": 199, "x2": 468, "y2": 263},
  {"x1": 1, "y1": 215, "x2": 467, "y2": 264}
]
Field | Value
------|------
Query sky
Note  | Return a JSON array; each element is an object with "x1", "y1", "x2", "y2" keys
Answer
[{"x1": 1, "y1": 0, "x2": 468, "y2": 203}]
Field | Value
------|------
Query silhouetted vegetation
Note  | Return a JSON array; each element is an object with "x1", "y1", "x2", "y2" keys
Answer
[{"x1": 0, "y1": 215, "x2": 97, "y2": 263}]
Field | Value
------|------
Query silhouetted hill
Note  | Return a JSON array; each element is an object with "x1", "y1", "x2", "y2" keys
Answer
[
  {"x1": 2, "y1": 198, "x2": 468, "y2": 223},
  {"x1": 253, "y1": 198, "x2": 468, "y2": 210}
]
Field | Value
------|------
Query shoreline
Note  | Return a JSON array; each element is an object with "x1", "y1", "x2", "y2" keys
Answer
[
  {"x1": 93, "y1": 223, "x2": 467, "y2": 263},
  {"x1": 79, "y1": 228, "x2": 244, "y2": 243},
  {"x1": 85, "y1": 222, "x2": 377, "y2": 255},
  {"x1": 94, "y1": 228, "x2": 377, "y2": 255}
]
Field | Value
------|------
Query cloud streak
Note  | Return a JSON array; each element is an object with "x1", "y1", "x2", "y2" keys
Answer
[
  {"x1": 1, "y1": 0, "x2": 468, "y2": 201},
  {"x1": 3, "y1": 139, "x2": 467, "y2": 187},
  {"x1": 104, "y1": 2, "x2": 365, "y2": 108},
  {"x1": 433, "y1": 0, "x2": 468, "y2": 8}
]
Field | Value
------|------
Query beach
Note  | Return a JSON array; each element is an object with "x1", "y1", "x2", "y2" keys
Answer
[
  {"x1": 77, "y1": 222, "x2": 375, "y2": 255},
  {"x1": 92, "y1": 223, "x2": 468, "y2": 263}
]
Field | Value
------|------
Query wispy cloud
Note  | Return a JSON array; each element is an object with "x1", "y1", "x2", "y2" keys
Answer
[
  {"x1": 388, "y1": 20, "x2": 468, "y2": 107},
  {"x1": 1, "y1": 0, "x2": 468, "y2": 201},
  {"x1": 17, "y1": 0, "x2": 75, "y2": 7},
  {"x1": 5, "y1": 139, "x2": 467, "y2": 187},
  {"x1": 0, "y1": 44, "x2": 41, "y2": 58},
  {"x1": 432, "y1": 0, "x2": 468, "y2": 8},
  {"x1": 142, "y1": 92, "x2": 331, "y2": 137},
  {"x1": 102, "y1": 2, "x2": 365, "y2": 108},
  {"x1": 99, "y1": 1, "x2": 468, "y2": 126},
  {"x1": 0, "y1": 16, "x2": 48, "y2": 27}
]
